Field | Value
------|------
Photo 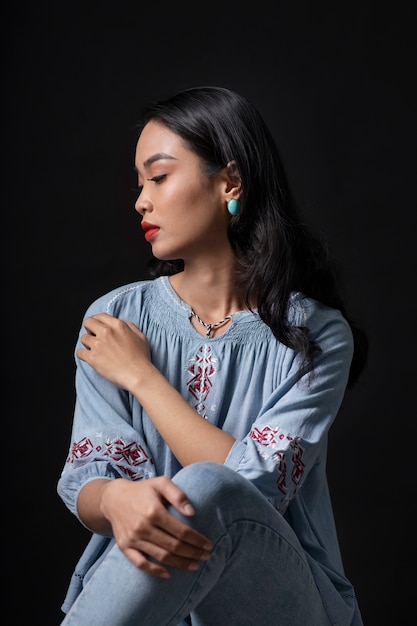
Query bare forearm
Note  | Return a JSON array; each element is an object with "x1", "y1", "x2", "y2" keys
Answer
[
  {"x1": 77, "y1": 478, "x2": 114, "y2": 535},
  {"x1": 130, "y1": 364, "x2": 235, "y2": 466},
  {"x1": 75, "y1": 312, "x2": 235, "y2": 466}
]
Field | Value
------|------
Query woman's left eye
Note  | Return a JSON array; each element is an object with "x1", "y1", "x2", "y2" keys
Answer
[{"x1": 147, "y1": 175, "x2": 166, "y2": 184}]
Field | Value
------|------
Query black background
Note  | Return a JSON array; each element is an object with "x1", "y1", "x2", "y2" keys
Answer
[{"x1": 3, "y1": 2, "x2": 415, "y2": 624}]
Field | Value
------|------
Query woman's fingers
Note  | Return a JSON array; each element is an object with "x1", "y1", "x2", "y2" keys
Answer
[
  {"x1": 75, "y1": 313, "x2": 151, "y2": 389},
  {"x1": 134, "y1": 521, "x2": 212, "y2": 561},
  {"x1": 102, "y1": 477, "x2": 212, "y2": 577},
  {"x1": 124, "y1": 531, "x2": 209, "y2": 578}
]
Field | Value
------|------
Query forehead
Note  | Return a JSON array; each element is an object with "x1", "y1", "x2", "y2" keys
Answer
[{"x1": 135, "y1": 120, "x2": 188, "y2": 165}]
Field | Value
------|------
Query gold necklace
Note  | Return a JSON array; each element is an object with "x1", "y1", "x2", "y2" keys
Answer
[{"x1": 190, "y1": 310, "x2": 232, "y2": 338}]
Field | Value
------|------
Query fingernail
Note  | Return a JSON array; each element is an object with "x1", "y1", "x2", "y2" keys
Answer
[
  {"x1": 183, "y1": 503, "x2": 195, "y2": 515},
  {"x1": 188, "y1": 562, "x2": 200, "y2": 571}
]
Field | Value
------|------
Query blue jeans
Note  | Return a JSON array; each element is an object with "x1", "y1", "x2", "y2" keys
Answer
[{"x1": 60, "y1": 462, "x2": 331, "y2": 625}]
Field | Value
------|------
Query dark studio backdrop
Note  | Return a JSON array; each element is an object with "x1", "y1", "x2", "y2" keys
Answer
[{"x1": 3, "y1": 2, "x2": 415, "y2": 624}]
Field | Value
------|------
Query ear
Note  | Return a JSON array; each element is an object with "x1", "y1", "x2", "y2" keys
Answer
[{"x1": 223, "y1": 160, "x2": 242, "y2": 200}]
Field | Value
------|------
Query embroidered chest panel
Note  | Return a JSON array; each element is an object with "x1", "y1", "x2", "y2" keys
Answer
[{"x1": 186, "y1": 344, "x2": 218, "y2": 418}]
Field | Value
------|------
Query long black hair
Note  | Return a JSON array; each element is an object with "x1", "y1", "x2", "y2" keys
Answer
[{"x1": 139, "y1": 86, "x2": 368, "y2": 388}]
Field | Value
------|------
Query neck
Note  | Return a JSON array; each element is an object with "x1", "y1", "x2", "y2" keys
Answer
[{"x1": 169, "y1": 267, "x2": 246, "y2": 322}]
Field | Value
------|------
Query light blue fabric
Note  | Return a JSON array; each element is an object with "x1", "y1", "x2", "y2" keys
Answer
[
  {"x1": 57, "y1": 276, "x2": 363, "y2": 625},
  {"x1": 61, "y1": 463, "x2": 336, "y2": 625}
]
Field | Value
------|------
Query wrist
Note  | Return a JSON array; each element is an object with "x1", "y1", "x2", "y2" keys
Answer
[{"x1": 128, "y1": 362, "x2": 161, "y2": 397}]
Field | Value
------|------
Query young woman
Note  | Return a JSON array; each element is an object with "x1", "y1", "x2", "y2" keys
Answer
[{"x1": 57, "y1": 86, "x2": 367, "y2": 625}]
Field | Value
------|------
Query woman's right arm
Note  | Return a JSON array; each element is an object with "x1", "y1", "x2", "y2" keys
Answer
[{"x1": 58, "y1": 297, "x2": 211, "y2": 578}]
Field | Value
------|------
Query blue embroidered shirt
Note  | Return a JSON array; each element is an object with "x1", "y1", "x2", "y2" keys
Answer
[{"x1": 57, "y1": 275, "x2": 361, "y2": 624}]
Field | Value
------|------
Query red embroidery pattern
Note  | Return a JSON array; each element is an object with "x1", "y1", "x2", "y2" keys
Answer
[
  {"x1": 290, "y1": 439, "x2": 305, "y2": 485},
  {"x1": 67, "y1": 436, "x2": 151, "y2": 479},
  {"x1": 249, "y1": 425, "x2": 305, "y2": 495},
  {"x1": 249, "y1": 425, "x2": 281, "y2": 445},
  {"x1": 275, "y1": 452, "x2": 287, "y2": 494},
  {"x1": 70, "y1": 437, "x2": 95, "y2": 460},
  {"x1": 186, "y1": 345, "x2": 217, "y2": 416}
]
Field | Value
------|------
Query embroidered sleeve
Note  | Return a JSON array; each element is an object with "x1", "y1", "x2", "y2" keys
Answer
[
  {"x1": 224, "y1": 305, "x2": 353, "y2": 513},
  {"x1": 57, "y1": 296, "x2": 156, "y2": 520}
]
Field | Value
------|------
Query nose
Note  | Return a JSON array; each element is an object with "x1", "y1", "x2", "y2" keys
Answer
[{"x1": 134, "y1": 194, "x2": 153, "y2": 216}]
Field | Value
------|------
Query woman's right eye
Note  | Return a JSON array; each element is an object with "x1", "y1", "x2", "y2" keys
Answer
[{"x1": 132, "y1": 185, "x2": 144, "y2": 195}]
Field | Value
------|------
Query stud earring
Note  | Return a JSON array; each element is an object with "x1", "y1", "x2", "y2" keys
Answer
[{"x1": 227, "y1": 199, "x2": 239, "y2": 215}]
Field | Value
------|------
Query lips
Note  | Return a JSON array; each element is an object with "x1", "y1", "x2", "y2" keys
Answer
[{"x1": 141, "y1": 221, "x2": 160, "y2": 242}]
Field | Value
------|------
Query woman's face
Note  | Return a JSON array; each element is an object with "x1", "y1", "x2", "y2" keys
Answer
[{"x1": 134, "y1": 120, "x2": 232, "y2": 263}]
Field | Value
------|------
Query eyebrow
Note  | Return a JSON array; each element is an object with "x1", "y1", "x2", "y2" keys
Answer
[{"x1": 136, "y1": 152, "x2": 178, "y2": 171}]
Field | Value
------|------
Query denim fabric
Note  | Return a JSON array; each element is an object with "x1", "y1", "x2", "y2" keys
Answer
[
  {"x1": 58, "y1": 277, "x2": 363, "y2": 624},
  {"x1": 60, "y1": 463, "x2": 360, "y2": 625}
]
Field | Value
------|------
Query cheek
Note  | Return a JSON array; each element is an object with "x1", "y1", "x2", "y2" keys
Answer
[
  {"x1": 186, "y1": 174, "x2": 223, "y2": 211},
  {"x1": 162, "y1": 171, "x2": 223, "y2": 225},
  {"x1": 165, "y1": 180, "x2": 206, "y2": 218}
]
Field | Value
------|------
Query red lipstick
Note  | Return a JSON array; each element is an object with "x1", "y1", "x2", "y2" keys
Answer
[{"x1": 141, "y1": 221, "x2": 160, "y2": 242}]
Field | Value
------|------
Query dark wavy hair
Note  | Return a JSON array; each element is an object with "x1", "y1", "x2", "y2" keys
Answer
[{"x1": 139, "y1": 86, "x2": 368, "y2": 388}]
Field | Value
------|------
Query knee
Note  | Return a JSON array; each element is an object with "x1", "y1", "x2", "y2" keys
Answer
[
  {"x1": 172, "y1": 462, "x2": 259, "y2": 517},
  {"x1": 173, "y1": 462, "x2": 239, "y2": 495},
  {"x1": 171, "y1": 463, "x2": 287, "y2": 547}
]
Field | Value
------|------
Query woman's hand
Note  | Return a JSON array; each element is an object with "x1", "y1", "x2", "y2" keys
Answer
[
  {"x1": 98, "y1": 476, "x2": 212, "y2": 578},
  {"x1": 76, "y1": 312, "x2": 151, "y2": 391}
]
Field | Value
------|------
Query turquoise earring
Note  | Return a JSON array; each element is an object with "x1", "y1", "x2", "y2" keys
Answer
[{"x1": 227, "y1": 199, "x2": 239, "y2": 215}]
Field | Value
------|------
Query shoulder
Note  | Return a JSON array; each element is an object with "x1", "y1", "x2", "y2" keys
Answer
[
  {"x1": 82, "y1": 278, "x2": 157, "y2": 319},
  {"x1": 289, "y1": 292, "x2": 353, "y2": 350}
]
